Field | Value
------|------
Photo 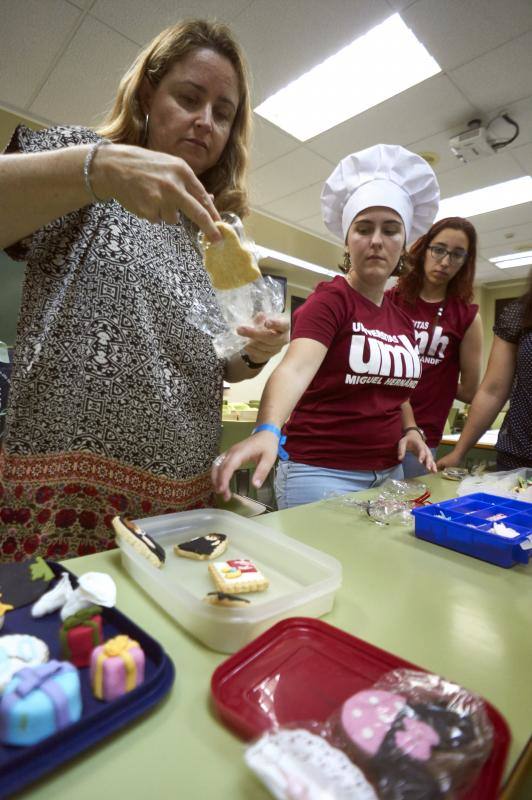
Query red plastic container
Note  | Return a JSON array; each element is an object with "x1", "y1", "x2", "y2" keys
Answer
[{"x1": 211, "y1": 617, "x2": 510, "y2": 799}]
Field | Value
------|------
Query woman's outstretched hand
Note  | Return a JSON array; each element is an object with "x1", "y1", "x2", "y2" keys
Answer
[
  {"x1": 397, "y1": 430, "x2": 437, "y2": 473},
  {"x1": 212, "y1": 431, "x2": 279, "y2": 501},
  {"x1": 237, "y1": 312, "x2": 290, "y2": 364}
]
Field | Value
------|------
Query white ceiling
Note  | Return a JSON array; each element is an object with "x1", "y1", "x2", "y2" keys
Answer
[{"x1": 2, "y1": 0, "x2": 532, "y2": 285}]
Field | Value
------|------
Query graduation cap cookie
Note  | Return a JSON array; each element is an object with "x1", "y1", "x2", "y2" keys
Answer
[
  {"x1": 112, "y1": 516, "x2": 166, "y2": 568},
  {"x1": 0, "y1": 557, "x2": 55, "y2": 608},
  {"x1": 174, "y1": 533, "x2": 228, "y2": 561}
]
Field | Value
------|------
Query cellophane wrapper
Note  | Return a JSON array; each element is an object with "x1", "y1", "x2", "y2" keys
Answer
[
  {"x1": 325, "y1": 669, "x2": 494, "y2": 799},
  {"x1": 326, "y1": 479, "x2": 429, "y2": 526},
  {"x1": 187, "y1": 221, "x2": 287, "y2": 360},
  {"x1": 244, "y1": 667, "x2": 494, "y2": 800}
]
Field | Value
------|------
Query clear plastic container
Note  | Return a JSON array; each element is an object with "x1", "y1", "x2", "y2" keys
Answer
[{"x1": 118, "y1": 509, "x2": 342, "y2": 653}]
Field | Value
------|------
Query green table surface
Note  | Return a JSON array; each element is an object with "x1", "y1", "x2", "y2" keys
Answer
[{"x1": 20, "y1": 475, "x2": 532, "y2": 799}]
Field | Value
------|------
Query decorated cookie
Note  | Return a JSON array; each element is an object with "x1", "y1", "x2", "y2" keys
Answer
[
  {"x1": 204, "y1": 221, "x2": 261, "y2": 290},
  {"x1": 0, "y1": 557, "x2": 55, "y2": 608},
  {"x1": 0, "y1": 634, "x2": 50, "y2": 692},
  {"x1": 208, "y1": 559, "x2": 269, "y2": 594},
  {"x1": 112, "y1": 516, "x2": 166, "y2": 568},
  {"x1": 340, "y1": 690, "x2": 408, "y2": 759},
  {"x1": 60, "y1": 572, "x2": 116, "y2": 621},
  {"x1": 174, "y1": 533, "x2": 228, "y2": 561},
  {"x1": 31, "y1": 572, "x2": 74, "y2": 617},
  {"x1": 0, "y1": 660, "x2": 82, "y2": 746},
  {"x1": 246, "y1": 728, "x2": 379, "y2": 800},
  {"x1": 0, "y1": 596, "x2": 13, "y2": 630},
  {"x1": 59, "y1": 606, "x2": 104, "y2": 668},
  {"x1": 204, "y1": 591, "x2": 251, "y2": 608},
  {"x1": 370, "y1": 670, "x2": 494, "y2": 796},
  {"x1": 90, "y1": 635, "x2": 145, "y2": 702}
]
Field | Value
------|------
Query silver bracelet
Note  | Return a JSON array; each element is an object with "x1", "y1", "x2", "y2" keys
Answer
[{"x1": 83, "y1": 140, "x2": 110, "y2": 203}]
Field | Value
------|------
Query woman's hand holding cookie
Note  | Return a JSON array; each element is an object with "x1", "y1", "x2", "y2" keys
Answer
[{"x1": 90, "y1": 143, "x2": 222, "y2": 241}]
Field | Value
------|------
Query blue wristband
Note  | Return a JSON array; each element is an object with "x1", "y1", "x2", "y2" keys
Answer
[{"x1": 251, "y1": 424, "x2": 289, "y2": 461}]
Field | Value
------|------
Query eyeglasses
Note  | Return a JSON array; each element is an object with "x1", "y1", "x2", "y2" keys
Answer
[{"x1": 428, "y1": 244, "x2": 468, "y2": 267}]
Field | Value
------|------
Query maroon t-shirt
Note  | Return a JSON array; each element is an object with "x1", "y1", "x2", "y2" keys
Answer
[
  {"x1": 283, "y1": 276, "x2": 421, "y2": 470},
  {"x1": 387, "y1": 287, "x2": 478, "y2": 447}
]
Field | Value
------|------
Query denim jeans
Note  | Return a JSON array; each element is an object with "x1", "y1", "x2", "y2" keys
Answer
[
  {"x1": 274, "y1": 459, "x2": 404, "y2": 510},
  {"x1": 401, "y1": 448, "x2": 438, "y2": 479}
]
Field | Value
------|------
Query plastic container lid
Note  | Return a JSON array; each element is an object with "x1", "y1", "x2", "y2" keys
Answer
[
  {"x1": 211, "y1": 617, "x2": 510, "y2": 799},
  {"x1": 118, "y1": 509, "x2": 342, "y2": 653}
]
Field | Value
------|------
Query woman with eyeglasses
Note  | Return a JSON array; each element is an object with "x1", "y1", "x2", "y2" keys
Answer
[{"x1": 387, "y1": 217, "x2": 483, "y2": 478}]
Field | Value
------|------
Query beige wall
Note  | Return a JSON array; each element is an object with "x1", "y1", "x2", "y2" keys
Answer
[{"x1": 478, "y1": 277, "x2": 528, "y2": 370}]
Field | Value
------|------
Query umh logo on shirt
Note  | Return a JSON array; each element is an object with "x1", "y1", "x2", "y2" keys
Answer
[
  {"x1": 346, "y1": 322, "x2": 421, "y2": 388},
  {"x1": 414, "y1": 321, "x2": 449, "y2": 366}
]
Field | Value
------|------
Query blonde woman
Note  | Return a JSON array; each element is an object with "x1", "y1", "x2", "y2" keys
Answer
[{"x1": 0, "y1": 20, "x2": 288, "y2": 559}]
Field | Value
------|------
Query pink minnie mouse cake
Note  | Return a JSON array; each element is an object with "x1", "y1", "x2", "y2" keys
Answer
[
  {"x1": 90, "y1": 635, "x2": 145, "y2": 702},
  {"x1": 0, "y1": 660, "x2": 82, "y2": 746},
  {"x1": 332, "y1": 689, "x2": 444, "y2": 799},
  {"x1": 331, "y1": 671, "x2": 493, "y2": 800}
]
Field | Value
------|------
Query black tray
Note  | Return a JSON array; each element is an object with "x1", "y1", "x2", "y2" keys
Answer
[{"x1": 0, "y1": 562, "x2": 175, "y2": 797}]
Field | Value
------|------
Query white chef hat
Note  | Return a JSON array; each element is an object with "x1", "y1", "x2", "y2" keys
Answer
[{"x1": 321, "y1": 144, "x2": 440, "y2": 243}]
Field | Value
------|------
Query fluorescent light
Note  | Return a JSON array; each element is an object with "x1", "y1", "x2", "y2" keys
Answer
[
  {"x1": 489, "y1": 250, "x2": 532, "y2": 269},
  {"x1": 437, "y1": 176, "x2": 532, "y2": 220},
  {"x1": 254, "y1": 14, "x2": 441, "y2": 141},
  {"x1": 257, "y1": 246, "x2": 337, "y2": 277}
]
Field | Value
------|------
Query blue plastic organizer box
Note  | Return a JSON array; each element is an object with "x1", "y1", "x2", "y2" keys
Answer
[{"x1": 411, "y1": 492, "x2": 532, "y2": 568}]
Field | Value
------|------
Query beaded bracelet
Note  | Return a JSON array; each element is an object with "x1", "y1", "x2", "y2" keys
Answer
[{"x1": 83, "y1": 140, "x2": 111, "y2": 203}]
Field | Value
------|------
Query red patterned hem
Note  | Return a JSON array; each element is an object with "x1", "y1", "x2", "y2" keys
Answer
[{"x1": 0, "y1": 450, "x2": 214, "y2": 562}]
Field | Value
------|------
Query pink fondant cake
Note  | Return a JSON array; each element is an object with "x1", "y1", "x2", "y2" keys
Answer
[{"x1": 90, "y1": 635, "x2": 145, "y2": 702}]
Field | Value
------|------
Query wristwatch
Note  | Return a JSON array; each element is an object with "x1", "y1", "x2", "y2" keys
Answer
[
  {"x1": 403, "y1": 425, "x2": 427, "y2": 442},
  {"x1": 240, "y1": 352, "x2": 268, "y2": 369}
]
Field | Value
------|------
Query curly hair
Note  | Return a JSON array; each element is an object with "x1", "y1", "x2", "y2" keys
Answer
[
  {"x1": 396, "y1": 217, "x2": 477, "y2": 305},
  {"x1": 96, "y1": 19, "x2": 252, "y2": 217}
]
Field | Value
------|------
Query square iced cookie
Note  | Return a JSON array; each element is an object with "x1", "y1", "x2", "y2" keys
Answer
[{"x1": 208, "y1": 559, "x2": 269, "y2": 594}]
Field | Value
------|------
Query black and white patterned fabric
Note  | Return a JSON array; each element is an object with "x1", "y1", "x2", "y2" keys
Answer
[
  {"x1": 493, "y1": 298, "x2": 532, "y2": 467},
  {"x1": 0, "y1": 125, "x2": 227, "y2": 559}
]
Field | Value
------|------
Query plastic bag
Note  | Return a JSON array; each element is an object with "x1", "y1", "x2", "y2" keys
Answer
[
  {"x1": 245, "y1": 668, "x2": 494, "y2": 800},
  {"x1": 187, "y1": 213, "x2": 287, "y2": 360},
  {"x1": 327, "y1": 480, "x2": 430, "y2": 526},
  {"x1": 325, "y1": 669, "x2": 493, "y2": 799},
  {"x1": 456, "y1": 467, "x2": 532, "y2": 502}
]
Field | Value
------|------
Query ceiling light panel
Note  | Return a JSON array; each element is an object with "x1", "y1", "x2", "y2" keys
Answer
[
  {"x1": 437, "y1": 176, "x2": 532, "y2": 220},
  {"x1": 257, "y1": 246, "x2": 337, "y2": 277},
  {"x1": 489, "y1": 250, "x2": 532, "y2": 269},
  {"x1": 254, "y1": 14, "x2": 441, "y2": 141}
]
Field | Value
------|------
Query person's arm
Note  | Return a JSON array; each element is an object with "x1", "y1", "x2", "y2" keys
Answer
[
  {"x1": 223, "y1": 314, "x2": 290, "y2": 383},
  {"x1": 455, "y1": 313, "x2": 483, "y2": 402},
  {"x1": 398, "y1": 401, "x2": 437, "y2": 472},
  {"x1": 213, "y1": 337, "x2": 327, "y2": 500},
  {"x1": 0, "y1": 143, "x2": 221, "y2": 250},
  {"x1": 437, "y1": 335, "x2": 516, "y2": 469}
]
